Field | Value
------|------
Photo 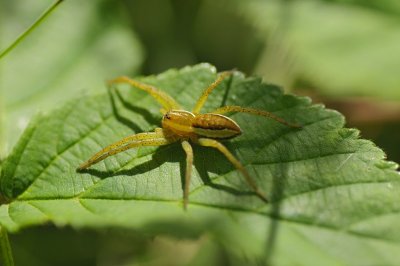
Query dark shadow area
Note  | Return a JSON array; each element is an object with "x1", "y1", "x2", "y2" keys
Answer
[
  {"x1": 191, "y1": 144, "x2": 259, "y2": 198},
  {"x1": 10, "y1": 226, "x2": 100, "y2": 266},
  {"x1": 10, "y1": 222, "x2": 233, "y2": 266},
  {"x1": 114, "y1": 89, "x2": 160, "y2": 126},
  {"x1": 10, "y1": 225, "x2": 156, "y2": 266},
  {"x1": 107, "y1": 88, "x2": 143, "y2": 133},
  {"x1": 78, "y1": 144, "x2": 181, "y2": 179},
  {"x1": 219, "y1": 73, "x2": 234, "y2": 108},
  {"x1": 264, "y1": 164, "x2": 289, "y2": 265},
  {"x1": 122, "y1": 0, "x2": 264, "y2": 75},
  {"x1": 76, "y1": 88, "x2": 162, "y2": 177}
]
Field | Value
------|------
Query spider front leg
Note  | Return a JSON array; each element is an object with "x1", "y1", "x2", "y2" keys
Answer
[
  {"x1": 108, "y1": 76, "x2": 181, "y2": 114},
  {"x1": 77, "y1": 128, "x2": 174, "y2": 170},
  {"x1": 192, "y1": 71, "x2": 233, "y2": 114},
  {"x1": 196, "y1": 138, "x2": 268, "y2": 202},
  {"x1": 213, "y1": 106, "x2": 302, "y2": 128}
]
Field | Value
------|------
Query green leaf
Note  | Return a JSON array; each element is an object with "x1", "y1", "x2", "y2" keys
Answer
[
  {"x1": 0, "y1": 0, "x2": 143, "y2": 155},
  {"x1": 239, "y1": 0, "x2": 400, "y2": 100},
  {"x1": 1, "y1": 64, "x2": 400, "y2": 265}
]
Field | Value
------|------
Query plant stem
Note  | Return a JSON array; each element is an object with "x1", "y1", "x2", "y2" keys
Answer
[
  {"x1": 0, "y1": 0, "x2": 64, "y2": 60},
  {"x1": 0, "y1": 226, "x2": 14, "y2": 266}
]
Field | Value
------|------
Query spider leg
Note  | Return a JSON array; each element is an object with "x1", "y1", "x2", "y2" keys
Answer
[
  {"x1": 192, "y1": 71, "x2": 233, "y2": 114},
  {"x1": 108, "y1": 76, "x2": 181, "y2": 114},
  {"x1": 77, "y1": 128, "x2": 174, "y2": 170},
  {"x1": 196, "y1": 138, "x2": 268, "y2": 202},
  {"x1": 181, "y1": 140, "x2": 193, "y2": 210},
  {"x1": 212, "y1": 106, "x2": 302, "y2": 128}
]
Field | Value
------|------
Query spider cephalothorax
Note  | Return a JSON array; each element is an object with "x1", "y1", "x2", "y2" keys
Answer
[{"x1": 78, "y1": 71, "x2": 301, "y2": 209}]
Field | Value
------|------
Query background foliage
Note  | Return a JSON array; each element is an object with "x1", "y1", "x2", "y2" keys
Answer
[{"x1": 1, "y1": 0, "x2": 399, "y2": 265}]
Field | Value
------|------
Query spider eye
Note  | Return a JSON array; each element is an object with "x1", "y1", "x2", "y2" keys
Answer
[{"x1": 165, "y1": 114, "x2": 171, "y2": 119}]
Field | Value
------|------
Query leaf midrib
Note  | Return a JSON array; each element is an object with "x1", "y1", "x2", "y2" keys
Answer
[{"x1": 10, "y1": 197, "x2": 400, "y2": 246}]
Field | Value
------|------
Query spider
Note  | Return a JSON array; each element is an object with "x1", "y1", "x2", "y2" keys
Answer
[{"x1": 77, "y1": 71, "x2": 301, "y2": 209}]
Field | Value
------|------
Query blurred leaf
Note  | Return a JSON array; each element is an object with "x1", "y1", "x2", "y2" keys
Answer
[
  {"x1": 0, "y1": 0, "x2": 143, "y2": 155},
  {"x1": 239, "y1": 0, "x2": 400, "y2": 100},
  {"x1": 0, "y1": 64, "x2": 400, "y2": 265},
  {"x1": 324, "y1": 0, "x2": 400, "y2": 16},
  {"x1": 192, "y1": 0, "x2": 264, "y2": 74}
]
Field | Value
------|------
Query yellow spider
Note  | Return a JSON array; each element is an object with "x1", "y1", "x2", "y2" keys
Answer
[{"x1": 77, "y1": 72, "x2": 301, "y2": 209}]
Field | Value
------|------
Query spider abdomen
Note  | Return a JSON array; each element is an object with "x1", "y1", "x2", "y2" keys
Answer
[{"x1": 192, "y1": 113, "x2": 242, "y2": 139}]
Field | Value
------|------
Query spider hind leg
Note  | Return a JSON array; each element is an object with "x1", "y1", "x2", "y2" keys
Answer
[
  {"x1": 213, "y1": 106, "x2": 302, "y2": 128},
  {"x1": 192, "y1": 71, "x2": 233, "y2": 114}
]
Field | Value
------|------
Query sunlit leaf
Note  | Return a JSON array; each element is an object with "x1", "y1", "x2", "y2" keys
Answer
[{"x1": 0, "y1": 64, "x2": 399, "y2": 265}]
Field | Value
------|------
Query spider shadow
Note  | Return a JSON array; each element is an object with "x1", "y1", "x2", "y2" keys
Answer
[
  {"x1": 79, "y1": 144, "x2": 182, "y2": 179},
  {"x1": 78, "y1": 88, "x2": 162, "y2": 179},
  {"x1": 264, "y1": 153, "x2": 289, "y2": 265},
  {"x1": 233, "y1": 132, "x2": 291, "y2": 265},
  {"x1": 219, "y1": 72, "x2": 234, "y2": 107},
  {"x1": 191, "y1": 143, "x2": 257, "y2": 198},
  {"x1": 212, "y1": 129, "x2": 292, "y2": 264},
  {"x1": 107, "y1": 88, "x2": 160, "y2": 133}
]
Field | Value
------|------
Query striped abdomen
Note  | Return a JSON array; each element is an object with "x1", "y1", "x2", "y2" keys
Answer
[{"x1": 192, "y1": 113, "x2": 241, "y2": 139}]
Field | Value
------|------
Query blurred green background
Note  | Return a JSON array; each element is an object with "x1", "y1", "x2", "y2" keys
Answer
[{"x1": 1, "y1": 0, "x2": 399, "y2": 265}]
